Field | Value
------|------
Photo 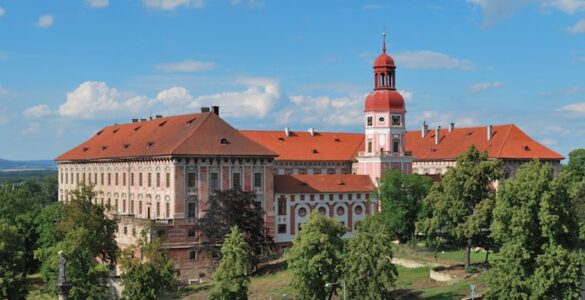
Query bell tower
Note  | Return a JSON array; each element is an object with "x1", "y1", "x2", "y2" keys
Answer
[{"x1": 357, "y1": 33, "x2": 413, "y2": 185}]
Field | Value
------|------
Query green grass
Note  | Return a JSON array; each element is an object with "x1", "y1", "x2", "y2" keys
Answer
[{"x1": 393, "y1": 243, "x2": 499, "y2": 266}]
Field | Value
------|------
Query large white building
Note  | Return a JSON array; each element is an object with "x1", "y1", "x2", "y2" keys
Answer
[{"x1": 56, "y1": 38, "x2": 563, "y2": 281}]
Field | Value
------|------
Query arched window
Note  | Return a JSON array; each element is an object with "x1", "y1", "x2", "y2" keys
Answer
[{"x1": 187, "y1": 196, "x2": 198, "y2": 219}]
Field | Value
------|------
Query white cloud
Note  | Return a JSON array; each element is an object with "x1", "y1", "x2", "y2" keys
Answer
[
  {"x1": 229, "y1": 0, "x2": 264, "y2": 8},
  {"x1": 142, "y1": 0, "x2": 204, "y2": 10},
  {"x1": 154, "y1": 60, "x2": 216, "y2": 73},
  {"x1": 557, "y1": 102, "x2": 585, "y2": 114},
  {"x1": 0, "y1": 6, "x2": 5, "y2": 17},
  {"x1": 155, "y1": 86, "x2": 194, "y2": 104},
  {"x1": 37, "y1": 14, "x2": 53, "y2": 28},
  {"x1": 279, "y1": 94, "x2": 365, "y2": 127},
  {"x1": 0, "y1": 86, "x2": 10, "y2": 97},
  {"x1": 393, "y1": 51, "x2": 474, "y2": 71},
  {"x1": 567, "y1": 19, "x2": 585, "y2": 34},
  {"x1": 86, "y1": 0, "x2": 110, "y2": 8},
  {"x1": 547, "y1": 0, "x2": 585, "y2": 13},
  {"x1": 58, "y1": 81, "x2": 148, "y2": 119},
  {"x1": 398, "y1": 90, "x2": 414, "y2": 102},
  {"x1": 469, "y1": 81, "x2": 503, "y2": 92},
  {"x1": 411, "y1": 110, "x2": 478, "y2": 129},
  {"x1": 541, "y1": 138, "x2": 558, "y2": 146},
  {"x1": 23, "y1": 105, "x2": 52, "y2": 118},
  {"x1": 192, "y1": 77, "x2": 280, "y2": 118}
]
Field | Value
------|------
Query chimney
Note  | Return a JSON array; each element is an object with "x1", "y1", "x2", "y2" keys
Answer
[
  {"x1": 421, "y1": 121, "x2": 428, "y2": 138},
  {"x1": 155, "y1": 115, "x2": 163, "y2": 119},
  {"x1": 308, "y1": 128, "x2": 315, "y2": 136},
  {"x1": 487, "y1": 125, "x2": 493, "y2": 141},
  {"x1": 285, "y1": 127, "x2": 290, "y2": 137},
  {"x1": 435, "y1": 126, "x2": 441, "y2": 145},
  {"x1": 211, "y1": 106, "x2": 220, "y2": 115},
  {"x1": 132, "y1": 118, "x2": 139, "y2": 123},
  {"x1": 201, "y1": 107, "x2": 210, "y2": 113},
  {"x1": 449, "y1": 122, "x2": 455, "y2": 133},
  {"x1": 140, "y1": 118, "x2": 147, "y2": 122}
]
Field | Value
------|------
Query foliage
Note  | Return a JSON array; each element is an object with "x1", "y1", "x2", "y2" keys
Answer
[
  {"x1": 287, "y1": 212, "x2": 346, "y2": 300},
  {"x1": 0, "y1": 219, "x2": 28, "y2": 299},
  {"x1": 343, "y1": 215, "x2": 398, "y2": 299},
  {"x1": 487, "y1": 160, "x2": 584, "y2": 299},
  {"x1": 34, "y1": 183, "x2": 118, "y2": 299},
  {"x1": 418, "y1": 145, "x2": 502, "y2": 269},
  {"x1": 208, "y1": 226, "x2": 250, "y2": 300},
  {"x1": 196, "y1": 189, "x2": 273, "y2": 265},
  {"x1": 378, "y1": 170, "x2": 432, "y2": 243},
  {"x1": 119, "y1": 225, "x2": 179, "y2": 300},
  {"x1": 566, "y1": 148, "x2": 585, "y2": 182}
]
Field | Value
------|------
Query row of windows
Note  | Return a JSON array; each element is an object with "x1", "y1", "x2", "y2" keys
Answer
[
  {"x1": 278, "y1": 168, "x2": 347, "y2": 175},
  {"x1": 277, "y1": 194, "x2": 370, "y2": 216},
  {"x1": 88, "y1": 197, "x2": 172, "y2": 219},
  {"x1": 186, "y1": 171, "x2": 263, "y2": 191},
  {"x1": 60, "y1": 171, "x2": 171, "y2": 188}
]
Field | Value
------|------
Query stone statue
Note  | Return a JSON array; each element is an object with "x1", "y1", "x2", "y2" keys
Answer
[{"x1": 57, "y1": 251, "x2": 71, "y2": 300}]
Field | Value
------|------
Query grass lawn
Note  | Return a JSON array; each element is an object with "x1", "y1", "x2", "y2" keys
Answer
[{"x1": 392, "y1": 242, "x2": 499, "y2": 266}]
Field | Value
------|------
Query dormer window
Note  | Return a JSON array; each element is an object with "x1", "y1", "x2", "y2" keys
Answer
[{"x1": 219, "y1": 138, "x2": 229, "y2": 145}]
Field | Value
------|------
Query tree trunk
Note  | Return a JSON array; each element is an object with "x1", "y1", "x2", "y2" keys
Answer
[
  {"x1": 484, "y1": 246, "x2": 490, "y2": 264},
  {"x1": 464, "y1": 238, "x2": 472, "y2": 270}
]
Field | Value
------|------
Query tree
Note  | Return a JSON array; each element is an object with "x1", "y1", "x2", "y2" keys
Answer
[
  {"x1": 378, "y1": 170, "x2": 432, "y2": 243},
  {"x1": 208, "y1": 226, "x2": 250, "y2": 300},
  {"x1": 288, "y1": 212, "x2": 346, "y2": 300},
  {"x1": 196, "y1": 189, "x2": 272, "y2": 265},
  {"x1": 487, "y1": 160, "x2": 584, "y2": 299},
  {"x1": 418, "y1": 145, "x2": 501, "y2": 269},
  {"x1": 566, "y1": 148, "x2": 585, "y2": 181},
  {"x1": 343, "y1": 215, "x2": 398, "y2": 299},
  {"x1": 34, "y1": 183, "x2": 118, "y2": 299},
  {"x1": 0, "y1": 219, "x2": 27, "y2": 299},
  {"x1": 119, "y1": 225, "x2": 179, "y2": 300}
]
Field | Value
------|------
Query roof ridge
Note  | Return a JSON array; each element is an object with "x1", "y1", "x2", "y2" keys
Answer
[
  {"x1": 240, "y1": 129, "x2": 363, "y2": 135},
  {"x1": 170, "y1": 112, "x2": 212, "y2": 155},
  {"x1": 496, "y1": 124, "x2": 514, "y2": 158}
]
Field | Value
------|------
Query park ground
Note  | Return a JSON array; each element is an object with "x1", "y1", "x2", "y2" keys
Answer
[{"x1": 27, "y1": 244, "x2": 492, "y2": 300}]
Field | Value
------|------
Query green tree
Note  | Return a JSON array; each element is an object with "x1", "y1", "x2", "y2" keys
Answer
[
  {"x1": 378, "y1": 170, "x2": 432, "y2": 243},
  {"x1": 288, "y1": 212, "x2": 346, "y2": 300},
  {"x1": 566, "y1": 148, "x2": 585, "y2": 181},
  {"x1": 418, "y1": 145, "x2": 501, "y2": 269},
  {"x1": 343, "y1": 215, "x2": 398, "y2": 299},
  {"x1": 119, "y1": 225, "x2": 178, "y2": 300},
  {"x1": 487, "y1": 160, "x2": 584, "y2": 299},
  {"x1": 0, "y1": 219, "x2": 27, "y2": 299},
  {"x1": 196, "y1": 189, "x2": 272, "y2": 266},
  {"x1": 208, "y1": 226, "x2": 250, "y2": 300},
  {"x1": 35, "y1": 183, "x2": 118, "y2": 299}
]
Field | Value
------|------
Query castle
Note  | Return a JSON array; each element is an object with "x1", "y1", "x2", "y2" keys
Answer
[{"x1": 56, "y1": 37, "x2": 562, "y2": 280}]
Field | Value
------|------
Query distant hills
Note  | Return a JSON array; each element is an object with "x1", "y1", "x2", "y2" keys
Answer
[{"x1": 0, "y1": 159, "x2": 56, "y2": 171}]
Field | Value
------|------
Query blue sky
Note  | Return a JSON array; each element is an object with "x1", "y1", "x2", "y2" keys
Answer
[{"x1": 0, "y1": 0, "x2": 584, "y2": 160}]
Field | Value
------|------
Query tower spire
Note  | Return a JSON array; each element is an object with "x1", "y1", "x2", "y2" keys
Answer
[{"x1": 382, "y1": 31, "x2": 387, "y2": 53}]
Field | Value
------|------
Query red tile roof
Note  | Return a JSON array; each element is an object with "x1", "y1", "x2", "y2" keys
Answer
[
  {"x1": 242, "y1": 124, "x2": 563, "y2": 162},
  {"x1": 274, "y1": 174, "x2": 375, "y2": 193},
  {"x1": 239, "y1": 130, "x2": 365, "y2": 161},
  {"x1": 56, "y1": 112, "x2": 276, "y2": 161}
]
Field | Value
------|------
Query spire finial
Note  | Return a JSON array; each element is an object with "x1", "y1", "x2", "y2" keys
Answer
[{"x1": 382, "y1": 31, "x2": 387, "y2": 53}]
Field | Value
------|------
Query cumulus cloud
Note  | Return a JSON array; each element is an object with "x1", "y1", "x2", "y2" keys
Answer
[
  {"x1": 142, "y1": 0, "x2": 204, "y2": 10},
  {"x1": 58, "y1": 81, "x2": 148, "y2": 119},
  {"x1": 410, "y1": 110, "x2": 478, "y2": 129},
  {"x1": 279, "y1": 94, "x2": 365, "y2": 127},
  {"x1": 86, "y1": 0, "x2": 110, "y2": 8},
  {"x1": 469, "y1": 81, "x2": 503, "y2": 92},
  {"x1": 548, "y1": 0, "x2": 585, "y2": 13},
  {"x1": 393, "y1": 51, "x2": 474, "y2": 71},
  {"x1": 23, "y1": 105, "x2": 52, "y2": 118},
  {"x1": 154, "y1": 60, "x2": 216, "y2": 73},
  {"x1": 37, "y1": 14, "x2": 53, "y2": 28},
  {"x1": 398, "y1": 90, "x2": 414, "y2": 102},
  {"x1": 192, "y1": 77, "x2": 280, "y2": 118},
  {"x1": 0, "y1": 6, "x2": 5, "y2": 17},
  {"x1": 568, "y1": 19, "x2": 585, "y2": 34},
  {"x1": 557, "y1": 102, "x2": 585, "y2": 114}
]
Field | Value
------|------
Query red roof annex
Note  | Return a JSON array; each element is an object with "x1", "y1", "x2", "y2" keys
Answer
[
  {"x1": 56, "y1": 112, "x2": 276, "y2": 161},
  {"x1": 274, "y1": 174, "x2": 375, "y2": 193}
]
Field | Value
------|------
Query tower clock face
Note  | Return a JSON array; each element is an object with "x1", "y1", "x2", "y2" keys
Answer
[{"x1": 392, "y1": 115, "x2": 401, "y2": 126}]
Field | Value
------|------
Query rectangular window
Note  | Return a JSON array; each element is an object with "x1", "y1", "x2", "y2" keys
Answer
[
  {"x1": 188, "y1": 229, "x2": 196, "y2": 237},
  {"x1": 166, "y1": 202, "x2": 170, "y2": 218},
  {"x1": 254, "y1": 172, "x2": 262, "y2": 188},
  {"x1": 210, "y1": 172, "x2": 219, "y2": 191},
  {"x1": 367, "y1": 116, "x2": 373, "y2": 126},
  {"x1": 156, "y1": 202, "x2": 160, "y2": 217},
  {"x1": 60, "y1": 173, "x2": 63, "y2": 184},
  {"x1": 76, "y1": 173, "x2": 79, "y2": 184},
  {"x1": 148, "y1": 173, "x2": 152, "y2": 187},
  {"x1": 156, "y1": 173, "x2": 160, "y2": 188},
  {"x1": 123, "y1": 173, "x2": 126, "y2": 186},
  {"x1": 285, "y1": 168, "x2": 293, "y2": 175},
  {"x1": 278, "y1": 198, "x2": 286, "y2": 216},
  {"x1": 123, "y1": 199, "x2": 126, "y2": 213},
  {"x1": 115, "y1": 173, "x2": 119, "y2": 186},
  {"x1": 278, "y1": 224, "x2": 287, "y2": 234},
  {"x1": 94, "y1": 173, "x2": 97, "y2": 185},
  {"x1": 232, "y1": 172, "x2": 241, "y2": 189},
  {"x1": 327, "y1": 168, "x2": 336, "y2": 174},
  {"x1": 367, "y1": 140, "x2": 373, "y2": 153},
  {"x1": 187, "y1": 202, "x2": 197, "y2": 218},
  {"x1": 189, "y1": 250, "x2": 197, "y2": 261},
  {"x1": 314, "y1": 168, "x2": 321, "y2": 174},
  {"x1": 393, "y1": 138, "x2": 400, "y2": 153},
  {"x1": 138, "y1": 201, "x2": 142, "y2": 215},
  {"x1": 166, "y1": 173, "x2": 170, "y2": 188},
  {"x1": 107, "y1": 173, "x2": 111, "y2": 186},
  {"x1": 88, "y1": 173, "x2": 91, "y2": 184},
  {"x1": 299, "y1": 168, "x2": 307, "y2": 175},
  {"x1": 130, "y1": 173, "x2": 134, "y2": 186},
  {"x1": 187, "y1": 172, "x2": 197, "y2": 188},
  {"x1": 101, "y1": 173, "x2": 104, "y2": 185},
  {"x1": 139, "y1": 173, "x2": 143, "y2": 187},
  {"x1": 65, "y1": 173, "x2": 68, "y2": 184},
  {"x1": 130, "y1": 200, "x2": 134, "y2": 214}
]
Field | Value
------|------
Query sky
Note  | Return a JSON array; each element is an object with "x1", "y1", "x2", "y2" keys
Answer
[{"x1": 0, "y1": 0, "x2": 584, "y2": 160}]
